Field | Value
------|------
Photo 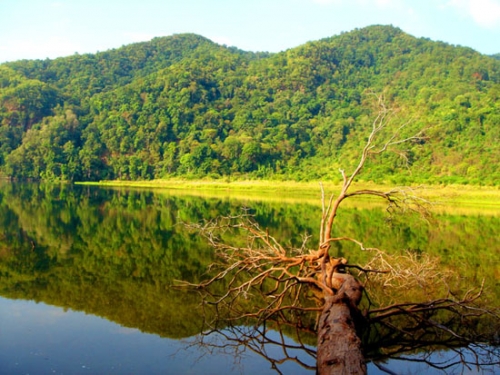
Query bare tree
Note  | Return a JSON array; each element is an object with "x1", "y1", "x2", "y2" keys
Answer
[{"x1": 179, "y1": 95, "x2": 500, "y2": 374}]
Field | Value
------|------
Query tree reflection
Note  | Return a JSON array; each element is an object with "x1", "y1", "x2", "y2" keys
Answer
[
  {"x1": 191, "y1": 324, "x2": 316, "y2": 374},
  {"x1": 183, "y1": 211, "x2": 499, "y2": 374},
  {"x1": 190, "y1": 287, "x2": 499, "y2": 374},
  {"x1": 0, "y1": 182, "x2": 499, "y2": 373}
]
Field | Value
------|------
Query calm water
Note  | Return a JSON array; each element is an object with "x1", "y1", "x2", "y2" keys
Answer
[{"x1": 0, "y1": 182, "x2": 498, "y2": 374}]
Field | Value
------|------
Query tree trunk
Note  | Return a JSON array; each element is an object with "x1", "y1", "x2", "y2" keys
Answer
[{"x1": 316, "y1": 274, "x2": 366, "y2": 375}]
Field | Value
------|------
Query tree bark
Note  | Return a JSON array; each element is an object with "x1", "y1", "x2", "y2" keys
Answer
[{"x1": 316, "y1": 274, "x2": 366, "y2": 375}]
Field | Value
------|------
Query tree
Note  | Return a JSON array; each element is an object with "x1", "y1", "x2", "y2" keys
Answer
[
  {"x1": 181, "y1": 96, "x2": 500, "y2": 374},
  {"x1": 3, "y1": 25, "x2": 500, "y2": 184}
]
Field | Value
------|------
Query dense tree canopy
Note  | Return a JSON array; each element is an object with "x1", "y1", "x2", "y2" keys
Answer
[{"x1": 0, "y1": 26, "x2": 499, "y2": 184}]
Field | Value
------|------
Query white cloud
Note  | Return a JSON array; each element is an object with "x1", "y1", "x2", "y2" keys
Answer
[
  {"x1": 447, "y1": 0, "x2": 500, "y2": 28},
  {"x1": 470, "y1": 0, "x2": 500, "y2": 27}
]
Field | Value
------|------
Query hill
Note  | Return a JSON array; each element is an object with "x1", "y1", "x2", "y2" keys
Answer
[{"x1": 0, "y1": 25, "x2": 499, "y2": 185}]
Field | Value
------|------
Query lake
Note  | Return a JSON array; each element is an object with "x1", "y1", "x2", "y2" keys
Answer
[{"x1": 0, "y1": 182, "x2": 498, "y2": 374}]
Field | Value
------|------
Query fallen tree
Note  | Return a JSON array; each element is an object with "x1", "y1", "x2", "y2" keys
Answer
[{"x1": 180, "y1": 95, "x2": 500, "y2": 374}]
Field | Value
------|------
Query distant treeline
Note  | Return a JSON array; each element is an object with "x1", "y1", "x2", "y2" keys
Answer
[{"x1": 1, "y1": 25, "x2": 499, "y2": 184}]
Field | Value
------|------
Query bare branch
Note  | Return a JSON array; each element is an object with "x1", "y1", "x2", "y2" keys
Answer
[{"x1": 181, "y1": 93, "x2": 499, "y2": 375}]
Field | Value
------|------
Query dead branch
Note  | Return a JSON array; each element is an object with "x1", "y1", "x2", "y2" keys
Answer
[
  {"x1": 187, "y1": 322, "x2": 317, "y2": 375},
  {"x1": 179, "y1": 93, "x2": 500, "y2": 375}
]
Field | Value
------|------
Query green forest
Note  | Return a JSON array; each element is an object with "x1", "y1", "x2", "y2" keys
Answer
[{"x1": 0, "y1": 25, "x2": 499, "y2": 185}]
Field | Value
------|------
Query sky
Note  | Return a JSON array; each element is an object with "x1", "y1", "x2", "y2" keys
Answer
[{"x1": 0, "y1": 0, "x2": 499, "y2": 63}]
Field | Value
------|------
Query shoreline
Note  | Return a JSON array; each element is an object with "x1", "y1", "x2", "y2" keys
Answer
[{"x1": 76, "y1": 179, "x2": 500, "y2": 207}]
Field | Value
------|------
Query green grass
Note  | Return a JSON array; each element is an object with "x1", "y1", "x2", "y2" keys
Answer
[{"x1": 77, "y1": 178, "x2": 500, "y2": 210}]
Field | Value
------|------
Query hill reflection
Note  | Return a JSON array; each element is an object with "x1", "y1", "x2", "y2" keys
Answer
[{"x1": 0, "y1": 182, "x2": 498, "y2": 373}]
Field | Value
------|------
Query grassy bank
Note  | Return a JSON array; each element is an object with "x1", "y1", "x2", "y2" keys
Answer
[{"x1": 77, "y1": 179, "x2": 500, "y2": 207}]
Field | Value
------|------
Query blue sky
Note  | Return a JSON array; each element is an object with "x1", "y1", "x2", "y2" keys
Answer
[{"x1": 1, "y1": 0, "x2": 499, "y2": 63}]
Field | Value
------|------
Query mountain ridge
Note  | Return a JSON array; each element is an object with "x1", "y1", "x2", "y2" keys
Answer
[{"x1": 1, "y1": 25, "x2": 499, "y2": 185}]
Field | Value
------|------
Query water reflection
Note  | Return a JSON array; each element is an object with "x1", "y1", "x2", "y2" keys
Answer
[
  {"x1": 0, "y1": 297, "x2": 287, "y2": 375},
  {"x1": 0, "y1": 182, "x2": 498, "y2": 374}
]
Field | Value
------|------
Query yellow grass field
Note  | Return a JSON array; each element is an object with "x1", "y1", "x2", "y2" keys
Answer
[{"x1": 78, "y1": 179, "x2": 500, "y2": 214}]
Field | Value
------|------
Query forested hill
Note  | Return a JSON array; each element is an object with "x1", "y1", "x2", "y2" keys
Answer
[{"x1": 1, "y1": 25, "x2": 499, "y2": 185}]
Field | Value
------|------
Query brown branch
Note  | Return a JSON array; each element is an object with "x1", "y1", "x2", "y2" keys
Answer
[
  {"x1": 178, "y1": 93, "x2": 500, "y2": 375},
  {"x1": 368, "y1": 289, "x2": 488, "y2": 322}
]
